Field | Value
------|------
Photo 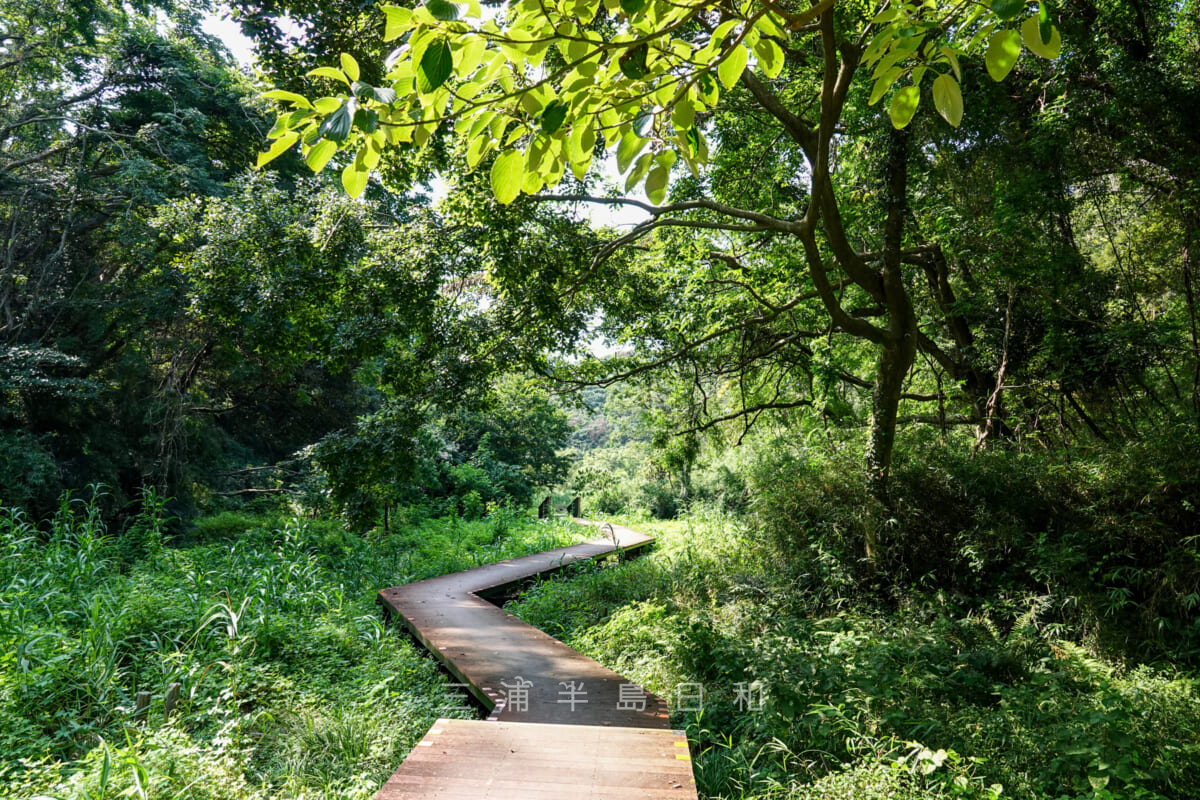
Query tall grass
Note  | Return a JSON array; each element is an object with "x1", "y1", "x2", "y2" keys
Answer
[{"x1": 0, "y1": 495, "x2": 580, "y2": 799}]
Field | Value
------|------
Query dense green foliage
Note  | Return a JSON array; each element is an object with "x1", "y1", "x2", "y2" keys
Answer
[
  {"x1": 0, "y1": 0, "x2": 271, "y2": 514},
  {"x1": 511, "y1": 473, "x2": 1200, "y2": 799},
  {"x1": 0, "y1": 0, "x2": 580, "y2": 525},
  {"x1": 260, "y1": 0, "x2": 1200, "y2": 502}
]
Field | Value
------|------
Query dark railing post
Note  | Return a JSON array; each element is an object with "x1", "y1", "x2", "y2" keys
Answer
[
  {"x1": 569, "y1": 496, "x2": 582, "y2": 518},
  {"x1": 538, "y1": 496, "x2": 551, "y2": 519},
  {"x1": 134, "y1": 690, "x2": 151, "y2": 722},
  {"x1": 164, "y1": 682, "x2": 181, "y2": 719}
]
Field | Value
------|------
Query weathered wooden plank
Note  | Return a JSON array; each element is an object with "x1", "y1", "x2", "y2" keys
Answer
[{"x1": 375, "y1": 719, "x2": 697, "y2": 800}]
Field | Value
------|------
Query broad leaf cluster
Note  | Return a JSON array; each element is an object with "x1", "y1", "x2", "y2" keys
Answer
[{"x1": 260, "y1": 0, "x2": 1061, "y2": 203}]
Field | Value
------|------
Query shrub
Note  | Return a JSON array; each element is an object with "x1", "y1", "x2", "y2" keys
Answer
[
  {"x1": 460, "y1": 489, "x2": 484, "y2": 520},
  {"x1": 189, "y1": 510, "x2": 270, "y2": 542},
  {"x1": 116, "y1": 486, "x2": 171, "y2": 567},
  {"x1": 591, "y1": 485, "x2": 629, "y2": 515},
  {"x1": 0, "y1": 429, "x2": 60, "y2": 516},
  {"x1": 637, "y1": 481, "x2": 678, "y2": 519}
]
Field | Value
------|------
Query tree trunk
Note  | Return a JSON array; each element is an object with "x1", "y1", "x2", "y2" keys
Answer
[
  {"x1": 866, "y1": 126, "x2": 918, "y2": 511},
  {"x1": 1182, "y1": 223, "x2": 1200, "y2": 422},
  {"x1": 866, "y1": 336, "x2": 917, "y2": 508}
]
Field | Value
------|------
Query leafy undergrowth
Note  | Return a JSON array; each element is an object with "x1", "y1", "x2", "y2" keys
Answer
[
  {"x1": 0, "y1": 497, "x2": 580, "y2": 799},
  {"x1": 508, "y1": 509, "x2": 1200, "y2": 800}
]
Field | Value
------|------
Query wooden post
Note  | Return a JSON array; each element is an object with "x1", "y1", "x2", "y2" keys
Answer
[
  {"x1": 537, "y1": 496, "x2": 551, "y2": 519},
  {"x1": 164, "y1": 682, "x2": 181, "y2": 719},
  {"x1": 569, "y1": 496, "x2": 582, "y2": 518},
  {"x1": 134, "y1": 690, "x2": 151, "y2": 722}
]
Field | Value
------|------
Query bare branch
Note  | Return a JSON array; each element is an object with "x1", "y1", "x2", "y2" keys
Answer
[
  {"x1": 739, "y1": 70, "x2": 816, "y2": 155},
  {"x1": 898, "y1": 414, "x2": 977, "y2": 426},
  {"x1": 0, "y1": 143, "x2": 72, "y2": 174},
  {"x1": 556, "y1": 294, "x2": 823, "y2": 388},
  {"x1": 531, "y1": 193, "x2": 805, "y2": 234},
  {"x1": 677, "y1": 399, "x2": 813, "y2": 436},
  {"x1": 587, "y1": 216, "x2": 771, "y2": 285}
]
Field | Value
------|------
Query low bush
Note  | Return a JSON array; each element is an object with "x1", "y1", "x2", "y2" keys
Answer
[{"x1": 744, "y1": 429, "x2": 1200, "y2": 664}]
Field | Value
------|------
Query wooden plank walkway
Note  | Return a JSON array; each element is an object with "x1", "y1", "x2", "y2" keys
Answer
[
  {"x1": 376, "y1": 719, "x2": 696, "y2": 800},
  {"x1": 374, "y1": 520, "x2": 699, "y2": 799}
]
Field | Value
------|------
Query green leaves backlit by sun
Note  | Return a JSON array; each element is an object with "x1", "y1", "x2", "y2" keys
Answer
[{"x1": 256, "y1": 0, "x2": 1061, "y2": 202}]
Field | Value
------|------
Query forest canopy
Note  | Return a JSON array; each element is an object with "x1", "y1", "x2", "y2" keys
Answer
[
  {"x1": 0, "y1": 0, "x2": 1195, "y2": 536},
  {"x1": 260, "y1": 0, "x2": 1198, "y2": 513}
]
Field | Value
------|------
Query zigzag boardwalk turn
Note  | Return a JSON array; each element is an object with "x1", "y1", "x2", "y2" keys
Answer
[{"x1": 373, "y1": 520, "x2": 698, "y2": 799}]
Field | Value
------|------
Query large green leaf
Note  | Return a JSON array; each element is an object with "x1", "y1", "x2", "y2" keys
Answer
[
  {"x1": 256, "y1": 130, "x2": 298, "y2": 168},
  {"x1": 353, "y1": 108, "x2": 379, "y2": 134},
  {"x1": 340, "y1": 53, "x2": 361, "y2": 82},
  {"x1": 616, "y1": 131, "x2": 648, "y2": 173},
  {"x1": 717, "y1": 44, "x2": 748, "y2": 90},
  {"x1": 418, "y1": 40, "x2": 454, "y2": 93},
  {"x1": 990, "y1": 0, "x2": 1025, "y2": 20},
  {"x1": 634, "y1": 111, "x2": 653, "y2": 137},
  {"x1": 372, "y1": 86, "x2": 399, "y2": 105},
  {"x1": 425, "y1": 0, "x2": 461, "y2": 21},
  {"x1": 540, "y1": 100, "x2": 569, "y2": 134},
  {"x1": 932, "y1": 74, "x2": 963, "y2": 127},
  {"x1": 342, "y1": 161, "x2": 368, "y2": 197},
  {"x1": 754, "y1": 38, "x2": 784, "y2": 79},
  {"x1": 1021, "y1": 16, "x2": 1061, "y2": 59},
  {"x1": 568, "y1": 118, "x2": 596, "y2": 163},
  {"x1": 1037, "y1": 0, "x2": 1053, "y2": 42},
  {"x1": 985, "y1": 29, "x2": 1022, "y2": 81},
  {"x1": 383, "y1": 5, "x2": 412, "y2": 41},
  {"x1": 625, "y1": 151, "x2": 653, "y2": 192},
  {"x1": 619, "y1": 44, "x2": 649, "y2": 80},
  {"x1": 888, "y1": 85, "x2": 920, "y2": 129},
  {"x1": 305, "y1": 139, "x2": 337, "y2": 172},
  {"x1": 308, "y1": 66, "x2": 349, "y2": 84},
  {"x1": 261, "y1": 90, "x2": 312, "y2": 108},
  {"x1": 317, "y1": 102, "x2": 354, "y2": 142},
  {"x1": 672, "y1": 99, "x2": 695, "y2": 131},
  {"x1": 620, "y1": 0, "x2": 645, "y2": 15},
  {"x1": 490, "y1": 149, "x2": 525, "y2": 204},
  {"x1": 869, "y1": 67, "x2": 904, "y2": 106},
  {"x1": 466, "y1": 133, "x2": 492, "y2": 168},
  {"x1": 645, "y1": 161, "x2": 670, "y2": 204}
]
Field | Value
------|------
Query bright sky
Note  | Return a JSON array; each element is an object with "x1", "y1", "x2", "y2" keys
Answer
[{"x1": 200, "y1": 11, "x2": 256, "y2": 66}]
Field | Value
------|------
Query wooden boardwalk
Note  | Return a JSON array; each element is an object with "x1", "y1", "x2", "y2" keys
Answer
[
  {"x1": 374, "y1": 521, "x2": 698, "y2": 799},
  {"x1": 376, "y1": 719, "x2": 696, "y2": 799}
]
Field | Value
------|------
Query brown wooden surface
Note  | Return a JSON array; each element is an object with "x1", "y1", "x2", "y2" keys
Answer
[
  {"x1": 375, "y1": 719, "x2": 697, "y2": 800},
  {"x1": 378, "y1": 521, "x2": 668, "y2": 727},
  {"x1": 373, "y1": 521, "x2": 699, "y2": 799}
]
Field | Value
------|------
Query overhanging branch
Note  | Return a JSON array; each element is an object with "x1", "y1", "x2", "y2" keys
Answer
[
  {"x1": 676, "y1": 399, "x2": 813, "y2": 436},
  {"x1": 531, "y1": 193, "x2": 805, "y2": 234}
]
